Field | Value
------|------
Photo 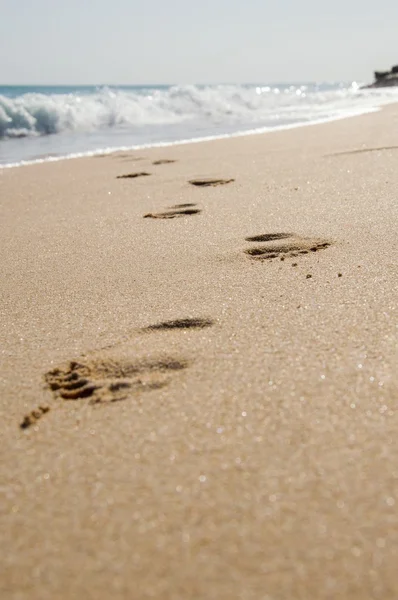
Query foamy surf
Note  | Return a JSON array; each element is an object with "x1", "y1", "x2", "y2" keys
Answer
[{"x1": 1, "y1": 83, "x2": 398, "y2": 167}]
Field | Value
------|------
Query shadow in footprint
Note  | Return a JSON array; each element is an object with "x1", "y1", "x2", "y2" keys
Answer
[
  {"x1": 144, "y1": 209, "x2": 201, "y2": 219},
  {"x1": 189, "y1": 178, "x2": 234, "y2": 187},
  {"x1": 169, "y1": 203, "x2": 197, "y2": 209},
  {"x1": 45, "y1": 357, "x2": 188, "y2": 404},
  {"x1": 117, "y1": 172, "x2": 151, "y2": 179},
  {"x1": 144, "y1": 318, "x2": 213, "y2": 331},
  {"x1": 153, "y1": 159, "x2": 177, "y2": 165},
  {"x1": 246, "y1": 233, "x2": 292, "y2": 242}
]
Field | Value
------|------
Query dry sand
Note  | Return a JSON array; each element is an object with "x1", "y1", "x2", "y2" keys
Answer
[{"x1": 1, "y1": 104, "x2": 398, "y2": 599}]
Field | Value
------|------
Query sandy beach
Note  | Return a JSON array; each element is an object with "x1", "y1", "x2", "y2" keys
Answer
[{"x1": 1, "y1": 104, "x2": 398, "y2": 599}]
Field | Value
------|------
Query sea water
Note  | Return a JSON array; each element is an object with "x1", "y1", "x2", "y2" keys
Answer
[{"x1": 1, "y1": 82, "x2": 398, "y2": 168}]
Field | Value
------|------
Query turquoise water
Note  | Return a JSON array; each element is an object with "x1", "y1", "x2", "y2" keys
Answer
[{"x1": 1, "y1": 83, "x2": 398, "y2": 167}]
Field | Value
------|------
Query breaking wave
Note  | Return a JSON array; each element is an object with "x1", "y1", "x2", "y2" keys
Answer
[{"x1": 2, "y1": 83, "x2": 397, "y2": 140}]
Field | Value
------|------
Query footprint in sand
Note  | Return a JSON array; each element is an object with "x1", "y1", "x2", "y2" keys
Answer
[
  {"x1": 117, "y1": 172, "x2": 151, "y2": 179},
  {"x1": 245, "y1": 232, "x2": 331, "y2": 261},
  {"x1": 44, "y1": 356, "x2": 188, "y2": 404},
  {"x1": 21, "y1": 316, "x2": 213, "y2": 428},
  {"x1": 153, "y1": 159, "x2": 177, "y2": 165},
  {"x1": 246, "y1": 233, "x2": 293, "y2": 242},
  {"x1": 169, "y1": 203, "x2": 197, "y2": 209},
  {"x1": 144, "y1": 207, "x2": 201, "y2": 219},
  {"x1": 189, "y1": 178, "x2": 234, "y2": 187},
  {"x1": 143, "y1": 317, "x2": 213, "y2": 331}
]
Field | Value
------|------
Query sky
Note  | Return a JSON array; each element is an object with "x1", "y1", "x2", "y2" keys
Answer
[{"x1": 0, "y1": 0, "x2": 397, "y2": 85}]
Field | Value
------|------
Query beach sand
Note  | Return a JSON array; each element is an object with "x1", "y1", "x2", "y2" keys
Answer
[{"x1": 1, "y1": 104, "x2": 398, "y2": 599}]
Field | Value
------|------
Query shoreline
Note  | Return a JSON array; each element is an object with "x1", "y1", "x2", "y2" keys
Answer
[
  {"x1": 2, "y1": 103, "x2": 398, "y2": 599},
  {"x1": 0, "y1": 101, "x2": 392, "y2": 170}
]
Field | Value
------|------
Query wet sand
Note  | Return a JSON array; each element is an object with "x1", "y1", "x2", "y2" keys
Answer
[{"x1": 1, "y1": 104, "x2": 398, "y2": 599}]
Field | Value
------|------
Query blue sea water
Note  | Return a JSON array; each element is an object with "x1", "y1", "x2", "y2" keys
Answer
[{"x1": 1, "y1": 83, "x2": 398, "y2": 167}]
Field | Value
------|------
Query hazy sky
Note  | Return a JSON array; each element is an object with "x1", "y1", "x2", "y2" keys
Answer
[{"x1": 1, "y1": 0, "x2": 397, "y2": 85}]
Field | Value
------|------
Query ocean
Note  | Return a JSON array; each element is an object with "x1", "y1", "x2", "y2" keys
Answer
[{"x1": 1, "y1": 83, "x2": 398, "y2": 168}]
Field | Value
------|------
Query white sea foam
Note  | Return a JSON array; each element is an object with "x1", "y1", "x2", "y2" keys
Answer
[
  {"x1": 0, "y1": 107, "x2": 380, "y2": 170},
  {"x1": 1, "y1": 83, "x2": 398, "y2": 167},
  {"x1": 1, "y1": 83, "x2": 396, "y2": 139}
]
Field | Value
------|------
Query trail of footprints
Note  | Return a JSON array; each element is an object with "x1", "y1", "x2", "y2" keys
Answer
[
  {"x1": 20, "y1": 161, "x2": 236, "y2": 427},
  {"x1": 20, "y1": 156, "x2": 334, "y2": 429},
  {"x1": 114, "y1": 156, "x2": 234, "y2": 218}
]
